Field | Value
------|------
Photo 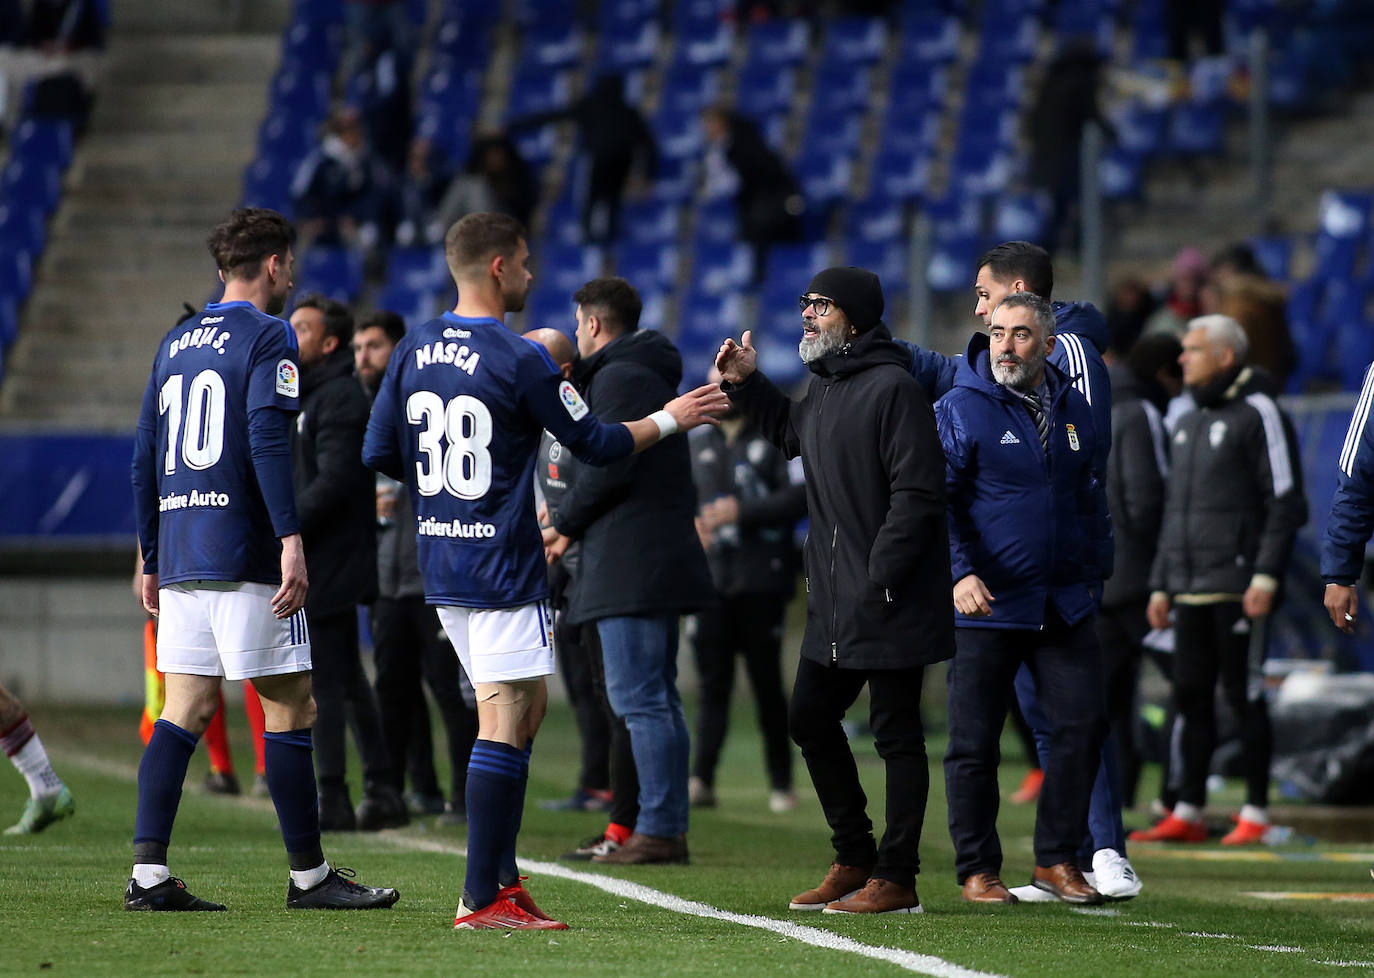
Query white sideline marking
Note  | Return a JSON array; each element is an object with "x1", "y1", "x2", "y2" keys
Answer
[
  {"x1": 55, "y1": 750, "x2": 1007, "y2": 978},
  {"x1": 381, "y1": 835, "x2": 1007, "y2": 978},
  {"x1": 1319, "y1": 961, "x2": 1374, "y2": 968},
  {"x1": 1249, "y1": 946, "x2": 1304, "y2": 953}
]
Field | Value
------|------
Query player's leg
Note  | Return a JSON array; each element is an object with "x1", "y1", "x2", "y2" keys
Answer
[
  {"x1": 125, "y1": 583, "x2": 227, "y2": 910},
  {"x1": 1, "y1": 680, "x2": 74, "y2": 835},
  {"x1": 202, "y1": 688, "x2": 240, "y2": 794},
  {"x1": 443, "y1": 603, "x2": 566, "y2": 930},
  {"x1": 215, "y1": 583, "x2": 397, "y2": 910}
]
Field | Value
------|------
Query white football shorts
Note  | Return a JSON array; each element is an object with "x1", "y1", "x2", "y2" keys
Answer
[
  {"x1": 157, "y1": 581, "x2": 312, "y2": 681},
  {"x1": 436, "y1": 600, "x2": 555, "y2": 684}
]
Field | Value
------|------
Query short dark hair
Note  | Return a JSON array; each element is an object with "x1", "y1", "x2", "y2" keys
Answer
[
  {"x1": 573, "y1": 277, "x2": 642, "y2": 334},
  {"x1": 444, "y1": 212, "x2": 526, "y2": 276},
  {"x1": 977, "y1": 241, "x2": 1054, "y2": 300},
  {"x1": 1127, "y1": 332, "x2": 1182, "y2": 385},
  {"x1": 206, "y1": 208, "x2": 296, "y2": 281},
  {"x1": 293, "y1": 292, "x2": 355, "y2": 345},
  {"x1": 356, "y1": 309, "x2": 406, "y2": 345},
  {"x1": 993, "y1": 291, "x2": 1056, "y2": 337}
]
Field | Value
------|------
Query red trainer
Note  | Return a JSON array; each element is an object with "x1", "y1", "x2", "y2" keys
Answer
[
  {"x1": 1010, "y1": 769, "x2": 1043, "y2": 804},
  {"x1": 1220, "y1": 818, "x2": 1267, "y2": 846},
  {"x1": 497, "y1": 878, "x2": 554, "y2": 921},
  {"x1": 454, "y1": 897, "x2": 569, "y2": 930},
  {"x1": 1128, "y1": 813, "x2": 1207, "y2": 843}
]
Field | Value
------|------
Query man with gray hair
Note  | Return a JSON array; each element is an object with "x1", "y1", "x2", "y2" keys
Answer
[
  {"x1": 1134, "y1": 314, "x2": 1306, "y2": 845},
  {"x1": 936, "y1": 291, "x2": 1112, "y2": 905}
]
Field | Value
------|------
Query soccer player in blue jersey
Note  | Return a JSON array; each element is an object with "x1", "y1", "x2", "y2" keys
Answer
[
  {"x1": 363, "y1": 212, "x2": 729, "y2": 930},
  {"x1": 128, "y1": 208, "x2": 398, "y2": 912}
]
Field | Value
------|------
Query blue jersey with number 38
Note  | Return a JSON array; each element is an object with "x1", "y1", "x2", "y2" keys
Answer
[
  {"x1": 132, "y1": 300, "x2": 301, "y2": 586},
  {"x1": 363, "y1": 312, "x2": 634, "y2": 608}
]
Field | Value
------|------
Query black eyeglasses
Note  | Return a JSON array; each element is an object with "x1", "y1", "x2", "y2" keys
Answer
[{"x1": 798, "y1": 294, "x2": 833, "y2": 316}]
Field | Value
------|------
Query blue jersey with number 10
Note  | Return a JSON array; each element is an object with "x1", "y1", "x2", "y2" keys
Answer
[
  {"x1": 363, "y1": 312, "x2": 635, "y2": 608},
  {"x1": 132, "y1": 300, "x2": 301, "y2": 586}
]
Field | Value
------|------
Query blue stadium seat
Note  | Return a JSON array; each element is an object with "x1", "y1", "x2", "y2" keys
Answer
[
  {"x1": 240, "y1": 157, "x2": 294, "y2": 213},
  {"x1": 521, "y1": 22, "x2": 582, "y2": 67},
  {"x1": 0, "y1": 295, "x2": 17, "y2": 351},
  {"x1": 948, "y1": 142, "x2": 1013, "y2": 198},
  {"x1": 280, "y1": 20, "x2": 341, "y2": 75},
  {"x1": 976, "y1": 10, "x2": 1038, "y2": 63},
  {"x1": 752, "y1": 325, "x2": 808, "y2": 390},
  {"x1": 692, "y1": 197, "x2": 737, "y2": 243},
  {"x1": 1167, "y1": 102, "x2": 1225, "y2": 157},
  {"x1": 870, "y1": 147, "x2": 932, "y2": 203},
  {"x1": 533, "y1": 242, "x2": 603, "y2": 294},
  {"x1": 1319, "y1": 189, "x2": 1372, "y2": 239},
  {"x1": 1188, "y1": 55, "x2": 1241, "y2": 107},
  {"x1": 652, "y1": 107, "x2": 705, "y2": 162},
  {"x1": 11, "y1": 118, "x2": 74, "y2": 172},
  {"x1": 414, "y1": 110, "x2": 473, "y2": 167},
  {"x1": 676, "y1": 20, "x2": 734, "y2": 67},
  {"x1": 992, "y1": 192, "x2": 1052, "y2": 245},
  {"x1": 896, "y1": 14, "x2": 960, "y2": 65},
  {"x1": 672, "y1": 0, "x2": 730, "y2": 34},
  {"x1": 1129, "y1": 0, "x2": 1168, "y2": 61},
  {"x1": 1109, "y1": 100, "x2": 1168, "y2": 159},
  {"x1": 613, "y1": 241, "x2": 680, "y2": 291},
  {"x1": 522, "y1": 284, "x2": 576, "y2": 331},
  {"x1": 801, "y1": 101, "x2": 861, "y2": 159},
  {"x1": 269, "y1": 68, "x2": 331, "y2": 119},
  {"x1": 743, "y1": 19, "x2": 809, "y2": 69},
  {"x1": 1099, "y1": 147, "x2": 1146, "y2": 202},
  {"x1": 1052, "y1": 0, "x2": 1114, "y2": 56},
  {"x1": 824, "y1": 16, "x2": 887, "y2": 65},
  {"x1": 295, "y1": 246, "x2": 365, "y2": 302},
  {"x1": 418, "y1": 60, "x2": 483, "y2": 121},
  {"x1": 431, "y1": 17, "x2": 496, "y2": 61},
  {"x1": 692, "y1": 241, "x2": 753, "y2": 296},
  {"x1": 876, "y1": 102, "x2": 940, "y2": 157},
  {"x1": 846, "y1": 194, "x2": 906, "y2": 244},
  {"x1": 256, "y1": 114, "x2": 316, "y2": 167},
  {"x1": 1, "y1": 159, "x2": 61, "y2": 219},
  {"x1": 810, "y1": 64, "x2": 872, "y2": 113},
  {"x1": 0, "y1": 249, "x2": 34, "y2": 307},
  {"x1": 762, "y1": 242, "x2": 831, "y2": 291},
  {"x1": 735, "y1": 65, "x2": 797, "y2": 118},
  {"x1": 795, "y1": 151, "x2": 854, "y2": 207},
  {"x1": 649, "y1": 157, "x2": 699, "y2": 204},
  {"x1": 846, "y1": 239, "x2": 910, "y2": 300},
  {"x1": 600, "y1": 0, "x2": 657, "y2": 30},
  {"x1": 0, "y1": 204, "x2": 46, "y2": 263},
  {"x1": 505, "y1": 68, "x2": 572, "y2": 119},
  {"x1": 926, "y1": 231, "x2": 980, "y2": 293},
  {"x1": 636, "y1": 285, "x2": 672, "y2": 333},
  {"x1": 375, "y1": 284, "x2": 443, "y2": 329},
  {"x1": 888, "y1": 63, "x2": 948, "y2": 111},
  {"x1": 385, "y1": 246, "x2": 449, "y2": 293},
  {"x1": 659, "y1": 64, "x2": 722, "y2": 115},
  {"x1": 1311, "y1": 234, "x2": 1360, "y2": 283},
  {"x1": 620, "y1": 199, "x2": 682, "y2": 244},
  {"x1": 601, "y1": 17, "x2": 660, "y2": 69}
]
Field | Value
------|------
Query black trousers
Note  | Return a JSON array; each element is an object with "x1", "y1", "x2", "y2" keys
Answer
[
  {"x1": 1172, "y1": 601, "x2": 1273, "y2": 809},
  {"x1": 789, "y1": 656, "x2": 929, "y2": 890},
  {"x1": 309, "y1": 608, "x2": 391, "y2": 790},
  {"x1": 1095, "y1": 599, "x2": 1148, "y2": 808},
  {"x1": 582, "y1": 625, "x2": 640, "y2": 830},
  {"x1": 551, "y1": 567, "x2": 611, "y2": 793},
  {"x1": 944, "y1": 615, "x2": 1106, "y2": 882},
  {"x1": 372, "y1": 595, "x2": 478, "y2": 808},
  {"x1": 690, "y1": 595, "x2": 793, "y2": 792}
]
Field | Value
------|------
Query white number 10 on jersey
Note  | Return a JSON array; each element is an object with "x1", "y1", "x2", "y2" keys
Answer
[
  {"x1": 159, "y1": 370, "x2": 226, "y2": 474},
  {"x1": 406, "y1": 392, "x2": 493, "y2": 499}
]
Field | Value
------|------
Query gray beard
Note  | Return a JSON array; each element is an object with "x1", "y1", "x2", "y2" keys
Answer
[
  {"x1": 799, "y1": 328, "x2": 847, "y2": 364},
  {"x1": 991, "y1": 353, "x2": 1045, "y2": 391}
]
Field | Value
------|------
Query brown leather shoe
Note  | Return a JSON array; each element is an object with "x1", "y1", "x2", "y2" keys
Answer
[
  {"x1": 1031, "y1": 863, "x2": 1104, "y2": 904},
  {"x1": 823, "y1": 878, "x2": 922, "y2": 915},
  {"x1": 962, "y1": 872, "x2": 1018, "y2": 904},
  {"x1": 591, "y1": 832, "x2": 689, "y2": 865},
  {"x1": 788, "y1": 862, "x2": 873, "y2": 910}
]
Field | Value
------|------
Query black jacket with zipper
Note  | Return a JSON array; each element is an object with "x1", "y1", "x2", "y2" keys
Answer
[
  {"x1": 723, "y1": 325, "x2": 954, "y2": 669},
  {"x1": 553, "y1": 329, "x2": 715, "y2": 625}
]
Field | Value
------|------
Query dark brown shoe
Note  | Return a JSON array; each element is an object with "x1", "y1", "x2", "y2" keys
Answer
[
  {"x1": 962, "y1": 872, "x2": 1018, "y2": 904},
  {"x1": 823, "y1": 878, "x2": 922, "y2": 915},
  {"x1": 591, "y1": 832, "x2": 689, "y2": 865},
  {"x1": 1031, "y1": 863, "x2": 1104, "y2": 904},
  {"x1": 788, "y1": 862, "x2": 873, "y2": 910}
]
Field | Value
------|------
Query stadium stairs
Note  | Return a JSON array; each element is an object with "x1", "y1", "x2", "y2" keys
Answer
[{"x1": 0, "y1": 0, "x2": 288, "y2": 431}]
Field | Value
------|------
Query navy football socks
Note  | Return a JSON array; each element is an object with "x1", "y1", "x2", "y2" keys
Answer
[
  {"x1": 133, "y1": 719, "x2": 198, "y2": 865},
  {"x1": 464, "y1": 740, "x2": 527, "y2": 908},
  {"x1": 498, "y1": 741, "x2": 533, "y2": 888},
  {"x1": 264, "y1": 728, "x2": 325, "y2": 871}
]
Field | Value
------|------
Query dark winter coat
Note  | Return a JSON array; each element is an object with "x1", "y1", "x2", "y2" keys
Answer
[
  {"x1": 552, "y1": 329, "x2": 714, "y2": 625},
  {"x1": 1101, "y1": 365, "x2": 1171, "y2": 607},
  {"x1": 290, "y1": 349, "x2": 378, "y2": 616},
  {"x1": 1150, "y1": 366, "x2": 1307, "y2": 596},
  {"x1": 936, "y1": 332, "x2": 1111, "y2": 630},
  {"x1": 689, "y1": 419, "x2": 807, "y2": 598},
  {"x1": 724, "y1": 325, "x2": 954, "y2": 669}
]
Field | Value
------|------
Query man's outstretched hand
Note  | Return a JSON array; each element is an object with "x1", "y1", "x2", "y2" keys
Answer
[
  {"x1": 663, "y1": 383, "x2": 731, "y2": 432},
  {"x1": 715, "y1": 330, "x2": 757, "y2": 385}
]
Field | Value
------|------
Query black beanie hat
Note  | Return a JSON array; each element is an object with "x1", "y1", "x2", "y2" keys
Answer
[{"x1": 806, "y1": 266, "x2": 884, "y2": 333}]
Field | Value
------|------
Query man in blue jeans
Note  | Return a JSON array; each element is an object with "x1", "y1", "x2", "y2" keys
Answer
[
  {"x1": 545, "y1": 278, "x2": 716, "y2": 864},
  {"x1": 937, "y1": 292, "x2": 1111, "y2": 905}
]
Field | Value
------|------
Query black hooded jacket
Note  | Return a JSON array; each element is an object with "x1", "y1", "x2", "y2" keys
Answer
[
  {"x1": 553, "y1": 329, "x2": 714, "y2": 625},
  {"x1": 290, "y1": 348, "x2": 377, "y2": 617},
  {"x1": 724, "y1": 326, "x2": 954, "y2": 669},
  {"x1": 1101, "y1": 364, "x2": 1170, "y2": 607}
]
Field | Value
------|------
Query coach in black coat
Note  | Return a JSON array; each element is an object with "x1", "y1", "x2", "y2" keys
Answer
[
  {"x1": 717, "y1": 266, "x2": 952, "y2": 915},
  {"x1": 289, "y1": 295, "x2": 399, "y2": 830}
]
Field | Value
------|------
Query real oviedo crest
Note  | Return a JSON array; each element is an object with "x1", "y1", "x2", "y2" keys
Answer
[{"x1": 1065, "y1": 423, "x2": 1081, "y2": 452}]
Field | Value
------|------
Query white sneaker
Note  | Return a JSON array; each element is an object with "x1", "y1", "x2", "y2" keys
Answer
[
  {"x1": 688, "y1": 776, "x2": 717, "y2": 808},
  {"x1": 1091, "y1": 848, "x2": 1142, "y2": 900},
  {"x1": 768, "y1": 790, "x2": 797, "y2": 814},
  {"x1": 1008, "y1": 884, "x2": 1062, "y2": 903}
]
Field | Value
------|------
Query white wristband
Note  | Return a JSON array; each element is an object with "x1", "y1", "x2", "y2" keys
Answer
[{"x1": 649, "y1": 409, "x2": 678, "y2": 439}]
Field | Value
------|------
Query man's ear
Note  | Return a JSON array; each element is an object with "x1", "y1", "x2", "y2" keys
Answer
[
  {"x1": 322, "y1": 334, "x2": 340, "y2": 356},
  {"x1": 489, "y1": 252, "x2": 505, "y2": 280},
  {"x1": 1011, "y1": 277, "x2": 1028, "y2": 294},
  {"x1": 1044, "y1": 333, "x2": 1058, "y2": 357}
]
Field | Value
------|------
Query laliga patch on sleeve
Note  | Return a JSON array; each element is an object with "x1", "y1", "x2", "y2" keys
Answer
[
  {"x1": 558, "y1": 380, "x2": 589, "y2": 420},
  {"x1": 276, "y1": 359, "x2": 300, "y2": 399}
]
